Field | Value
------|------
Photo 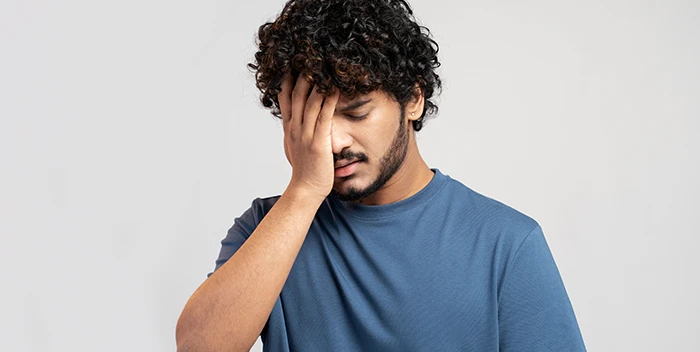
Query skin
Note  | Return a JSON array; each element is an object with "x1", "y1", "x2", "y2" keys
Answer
[
  {"x1": 176, "y1": 73, "x2": 434, "y2": 352},
  {"x1": 283, "y1": 73, "x2": 435, "y2": 205}
]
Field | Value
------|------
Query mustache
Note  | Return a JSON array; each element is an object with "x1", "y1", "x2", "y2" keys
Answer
[{"x1": 333, "y1": 150, "x2": 368, "y2": 164}]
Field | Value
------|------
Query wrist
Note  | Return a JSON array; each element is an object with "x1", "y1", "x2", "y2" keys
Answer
[{"x1": 283, "y1": 183, "x2": 328, "y2": 205}]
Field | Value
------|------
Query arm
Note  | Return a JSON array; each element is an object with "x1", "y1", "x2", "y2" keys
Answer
[
  {"x1": 176, "y1": 187, "x2": 323, "y2": 352},
  {"x1": 176, "y1": 74, "x2": 341, "y2": 352},
  {"x1": 498, "y1": 226, "x2": 587, "y2": 351}
]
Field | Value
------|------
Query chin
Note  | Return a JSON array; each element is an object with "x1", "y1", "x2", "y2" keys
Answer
[
  {"x1": 332, "y1": 175, "x2": 369, "y2": 198},
  {"x1": 333, "y1": 175, "x2": 363, "y2": 192}
]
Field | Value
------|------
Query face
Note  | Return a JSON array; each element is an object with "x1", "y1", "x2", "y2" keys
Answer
[{"x1": 330, "y1": 90, "x2": 411, "y2": 202}]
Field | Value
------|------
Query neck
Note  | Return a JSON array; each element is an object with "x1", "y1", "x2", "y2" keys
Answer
[{"x1": 354, "y1": 139, "x2": 434, "y2": 206}]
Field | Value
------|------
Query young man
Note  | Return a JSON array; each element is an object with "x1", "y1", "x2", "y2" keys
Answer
[{"x1": 176, "y1": 0, "x2": 586, "y2": 351}]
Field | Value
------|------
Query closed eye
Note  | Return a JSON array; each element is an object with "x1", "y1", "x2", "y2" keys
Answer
[{"x1": 344, "y1": 113, "x2": 369, "y2": 121}]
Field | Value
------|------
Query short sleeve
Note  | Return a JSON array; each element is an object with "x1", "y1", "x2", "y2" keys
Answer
[
  {"x1": 206, "y1": 198, "x2": 267, "y2": 278},
  {"x1": 498, "y1": 225, "x2": 586, "y2": 351}
]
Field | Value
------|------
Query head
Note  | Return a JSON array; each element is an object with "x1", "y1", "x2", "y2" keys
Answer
[{"x1": 249, "y1": 0, "x2": 442, "y2": 201}]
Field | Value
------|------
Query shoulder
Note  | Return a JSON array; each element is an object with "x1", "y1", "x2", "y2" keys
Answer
[
  {"x1": 440, "y1": 173, "x2": 540, "y2": 243},
  {"x1": 439, "y1": 173, "x2": 552, "y2": 291}
]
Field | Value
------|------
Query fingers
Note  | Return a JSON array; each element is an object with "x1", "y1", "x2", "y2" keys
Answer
[
  {"x1": 315, "y1": 88, "x2": 340, "y2": 140},
  {"x1": 302, "y1": 85, "x2": 324, "y2": 141},
  {"x1": 281, "y1": 73, "x2": 338, "y2": 147},
  {"x1": 279, "y1": 72, "x2": 294, "y2": 126},
  {"x1": 283, "y1": 135, "x2": 292, "y2": 165},
  {"x1": 290, "y1": 75, "x2": 313, "y2": 138}
]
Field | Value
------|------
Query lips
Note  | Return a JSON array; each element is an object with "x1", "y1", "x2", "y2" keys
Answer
[
  {"x1": 334, "y1": 161, "x2": 361, "y2": 178},
  {"x1": 334, "y1": 160, "x2": 359, "y2": 169}
]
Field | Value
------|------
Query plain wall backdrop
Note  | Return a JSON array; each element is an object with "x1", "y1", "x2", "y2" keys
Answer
[{"x1": 1, "y1": 0, "x2": 698, "y2": 351}]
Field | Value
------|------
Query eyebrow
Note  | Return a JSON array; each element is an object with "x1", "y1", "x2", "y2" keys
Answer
[{"x1": 337, "y1": 99, "x2": 373, "y2": 113}]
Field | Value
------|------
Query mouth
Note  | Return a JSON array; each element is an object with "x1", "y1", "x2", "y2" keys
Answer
[
  {"x1": 335, "y1": 159, "x2": 359, "y2": 169},
  {"x1": 334, "y1": 160, "x2": 361, "y2": 178}
]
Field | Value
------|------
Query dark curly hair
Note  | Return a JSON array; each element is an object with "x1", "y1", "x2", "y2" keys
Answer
[{"x1": 248, "y1": 0, "x2": 442, "y2": 131}]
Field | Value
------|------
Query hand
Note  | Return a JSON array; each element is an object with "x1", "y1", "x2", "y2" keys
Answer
[{"x1": 279, "y1": 73, "x2": 340, "y2": 200}]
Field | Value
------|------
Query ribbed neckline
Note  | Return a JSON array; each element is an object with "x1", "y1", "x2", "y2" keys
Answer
[{"x1": 328, "y1": 168, "x2": 449, "y2": 220}]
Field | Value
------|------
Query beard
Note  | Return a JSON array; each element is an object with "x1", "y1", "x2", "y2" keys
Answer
[{"x1": 331, "y1": 106, "x2": 410, "y2": 202}]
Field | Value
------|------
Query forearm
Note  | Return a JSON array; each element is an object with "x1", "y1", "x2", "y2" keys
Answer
[{"x1": 176, "y1": 187, "x2": 324, "y2": 352}]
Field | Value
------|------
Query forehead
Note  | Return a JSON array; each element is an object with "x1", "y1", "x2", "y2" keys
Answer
[{"x1": 336, "y1": 89, "x2": 394, "y2": 108}]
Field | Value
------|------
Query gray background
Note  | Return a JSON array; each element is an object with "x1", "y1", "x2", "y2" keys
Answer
[{"x1": 1, "y1": 0, "x2": 698, "y2": 351}]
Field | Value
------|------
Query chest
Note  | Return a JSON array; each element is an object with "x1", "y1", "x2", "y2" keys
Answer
[{"x1": 272, "y1": 222, "x2": 500, "y2": 351}]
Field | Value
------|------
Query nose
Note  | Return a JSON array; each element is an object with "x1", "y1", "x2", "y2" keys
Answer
[{"x1": 330, "y1": 118, "x2": 353, "y2": 156}]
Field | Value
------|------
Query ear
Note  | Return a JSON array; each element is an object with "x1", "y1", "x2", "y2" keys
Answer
[{"x1": 406, "y1": 83, "x2": 425, "y2": 122}]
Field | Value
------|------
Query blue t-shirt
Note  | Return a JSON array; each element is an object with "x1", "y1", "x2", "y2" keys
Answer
[{"x1": 208, "y1": 169, "x2": 586, "y2": 351}]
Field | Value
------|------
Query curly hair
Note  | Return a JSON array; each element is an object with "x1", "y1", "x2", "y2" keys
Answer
[{"x1": 247, "y1": 0, "x2": 442, "y2": 131}]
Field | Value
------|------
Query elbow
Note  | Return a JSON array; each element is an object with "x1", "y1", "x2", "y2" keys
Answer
[
  {"x1": 176, "y1": 342, "x2": 190, "y2": 352},
  {"x1": 175, "y1": 312, "x2": 199, "y2": 352},
  {"x1": 176, "y1": 324, "x2": 251, "y2": 352},
  {"x1": 177, "y1": 339, "x2": 250, "y2": 352},
  {"x1": 176, "y1": 309, "x2": 254, "y2": 352},
  {"x1": 175, "y1": 324, "x2": 191, "y2": 352}
]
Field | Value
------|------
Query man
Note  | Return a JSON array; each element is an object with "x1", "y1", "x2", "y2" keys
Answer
[{"x1": 176, "y1": 0, "x2": 586, "y2": 351}]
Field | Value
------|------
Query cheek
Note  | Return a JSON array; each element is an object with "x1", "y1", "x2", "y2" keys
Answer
[{"x1": 360, "y1": 122, "x2": 398, "y2": 162}]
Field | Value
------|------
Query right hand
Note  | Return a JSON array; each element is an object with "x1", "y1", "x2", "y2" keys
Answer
[{"x1": 279, "y1": 73, "x2": 341, "y2": 200}]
